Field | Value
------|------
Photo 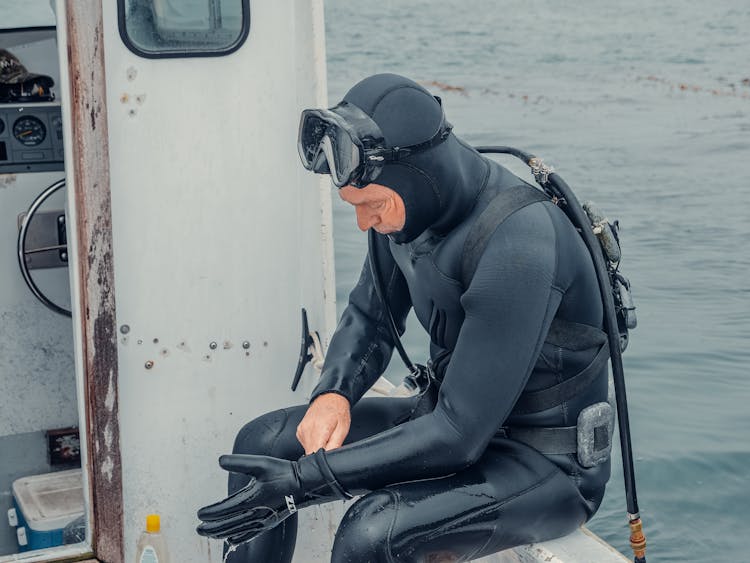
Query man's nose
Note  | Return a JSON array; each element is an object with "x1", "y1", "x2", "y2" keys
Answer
[{"x1": 355, "y1": 207, "x2": 379, "y2": 231}]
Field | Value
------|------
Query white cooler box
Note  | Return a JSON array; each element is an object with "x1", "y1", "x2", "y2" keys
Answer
[{"x1": 8, "y1": 468, "x2": 84, "y2": 552}]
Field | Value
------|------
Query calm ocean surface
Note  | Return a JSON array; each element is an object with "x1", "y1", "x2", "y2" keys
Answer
[{"x1": 325, "y1": 1, "x2": 750, "y2": 561}]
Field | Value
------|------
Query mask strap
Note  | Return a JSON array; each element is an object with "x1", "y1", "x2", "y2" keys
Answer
[{"x1": 367, "y1": 121, "x2": 453, "y2": 164}]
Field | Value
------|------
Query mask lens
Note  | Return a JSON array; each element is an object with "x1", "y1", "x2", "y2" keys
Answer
[
  {"x1": 320, "y1": 130, "x2": 361, "y2": 187},
  {"x1": 298, "y1": 113, "x2": 328, "y2": 168},
  {"x1": 311, "y1": 150, "x2": 330, "y2": 175},
  {"x1": 320, "y1": 135, "x2": 344, "y2": 186}
]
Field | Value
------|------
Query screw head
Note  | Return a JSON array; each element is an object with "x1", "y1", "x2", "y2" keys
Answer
[
  {"x1": 209, "y1": 341, "x2": 218, "y2": 350},
  {"x1": 242, "y1": 341, "x2": 250, "y2": 349},
  {"x1": 120, "y1": 325, "x2": 130, "y2": 334},
  {"x1": 145, "y1": 360, "x2": 154, "y2": 369}
]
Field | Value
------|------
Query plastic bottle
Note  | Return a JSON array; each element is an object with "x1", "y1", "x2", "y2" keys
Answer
[{"x1": 135, "y1": 514, "x2": 171, "y2": 563}]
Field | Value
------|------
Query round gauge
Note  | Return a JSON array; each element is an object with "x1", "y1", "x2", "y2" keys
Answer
[
  {"x1": 13, "y1": 116, "x2": 47, "y2": 147},
  {"x1": 0, "y1": 118, "x2": 5, "y2": 136},
  {"x1": 51, "y1": 115, "x2": 63, "y2": 140}
]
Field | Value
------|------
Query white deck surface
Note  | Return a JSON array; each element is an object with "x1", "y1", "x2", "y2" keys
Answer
[{"x1": 480, "y1": 527, "x2": 629, "y2": 563}]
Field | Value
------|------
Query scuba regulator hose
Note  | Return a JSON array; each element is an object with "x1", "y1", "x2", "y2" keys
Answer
[
  {"x1": 368, "y1": 229, "x2": 425, "y2": 390},
  {"x1": 477, "y1": 147, "x2": 647, "y2": 563}
]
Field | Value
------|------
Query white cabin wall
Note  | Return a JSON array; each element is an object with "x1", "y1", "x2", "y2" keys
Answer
[{"x1": 95, "y1": 1, "x2": 335, "y2": 561}]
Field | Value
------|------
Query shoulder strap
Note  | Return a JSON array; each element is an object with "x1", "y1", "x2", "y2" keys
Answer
[{"x1": 461, "y1": 184, "x2": 548, "y2": 287}]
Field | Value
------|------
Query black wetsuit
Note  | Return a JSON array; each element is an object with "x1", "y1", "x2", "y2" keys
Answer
[{"x1": 226, "y1": 74, "x2": 611, "y2": 562}]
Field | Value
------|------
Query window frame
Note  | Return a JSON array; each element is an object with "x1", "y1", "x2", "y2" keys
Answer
[{"x1": 116, "y1": 0, "x2": 250, "y2": 59}]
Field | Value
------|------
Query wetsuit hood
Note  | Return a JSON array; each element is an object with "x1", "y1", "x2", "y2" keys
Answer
[{"x1": 342, "y1": 73, "x2": 489, "y2": 243}]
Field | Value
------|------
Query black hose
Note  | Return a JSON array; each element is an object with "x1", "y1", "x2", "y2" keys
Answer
[
  {"x1": 546, "y1": 172, "x2": 640, "y2": 517},
  {"x1": 367, "y1": 229, "x2": 417, "y2": 374},
  {"x1": 475, "y1": 145, "x2": 534, "y2": 162}
]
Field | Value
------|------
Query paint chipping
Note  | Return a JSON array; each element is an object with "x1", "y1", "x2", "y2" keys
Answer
[
  {"x1": 126, "y1": 66, "x2": 137, "y2": 81},
  {"x1": 120, "y1": 93, "x2": 129, "y2": 103},
  {"x1": 0, "y1": 174, "x2": 17, "y2": 188},
  {"x1": 104, "y1": 421, "x2": 113, "y2": 450},
  {"x1": 135, "y1": 94, "x2": 146, "y2": 105},
  {"x1": 100, "y1": 455, "x2": 113, "y2": 481},
  {"x1": 104, "y1": 370, "x2": 115, "y2": 410}
]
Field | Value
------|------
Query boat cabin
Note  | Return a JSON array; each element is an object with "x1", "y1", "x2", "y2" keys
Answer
[{"x1": 1, "y1": 1, "x2": 338, "y2": 561}]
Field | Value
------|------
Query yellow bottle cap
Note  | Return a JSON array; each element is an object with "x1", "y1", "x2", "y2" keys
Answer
[{"x1": 146, "y1": 514, "x2": 160, "y2": 533}]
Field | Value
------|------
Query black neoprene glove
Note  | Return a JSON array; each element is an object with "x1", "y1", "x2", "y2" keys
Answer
[{"x1": 196, "y1": 449, "x2": 352, "y2": 545}]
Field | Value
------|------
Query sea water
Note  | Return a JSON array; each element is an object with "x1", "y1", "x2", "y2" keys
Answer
[{"x1": 325, "y1": 1, "x2": 750, "y2": 562}]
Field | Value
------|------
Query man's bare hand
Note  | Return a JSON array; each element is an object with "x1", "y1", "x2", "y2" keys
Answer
[{"x1": 296, "y1": 393, "x2": 351, "y2": 455}]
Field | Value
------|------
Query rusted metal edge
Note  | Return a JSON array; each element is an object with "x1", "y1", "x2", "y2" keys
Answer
[{"x1": 66, "y1": 3, "x2": 124, "y2": 562}]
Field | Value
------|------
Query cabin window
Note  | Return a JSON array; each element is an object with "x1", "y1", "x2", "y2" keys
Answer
[{"x1": 118, "y1": 0, "x2": 250, "y2": 58}]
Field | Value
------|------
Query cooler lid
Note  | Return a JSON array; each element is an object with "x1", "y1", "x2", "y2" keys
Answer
[{"x1": 12, "y1": 468, "x2": 84, "y2": 532}]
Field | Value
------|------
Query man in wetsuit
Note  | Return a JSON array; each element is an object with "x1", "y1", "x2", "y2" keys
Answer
[{"x1": 197, "y1": 73, "x2": 612, "y2": 562}]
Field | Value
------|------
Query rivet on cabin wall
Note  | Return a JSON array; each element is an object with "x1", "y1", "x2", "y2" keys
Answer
[
  {"x1": 153, "y1": 338, "x2": 159, "y2": 344},
  {"x1": 128, "y1": 108, "x2": 137, "y2": 117},
  {"x1": 242, "y1": 341, "x2": 250, "y2": 349},
  {"x1": 137, "y1": 339, "x2": 143, "y2": 345},
  {"x1": 209, "y1": 342, "x2": 218, "y2": 350},
  {"x1": 135, "y1": 94, "x2": 147, "y2": 105},
  {"x1": 120, "y1": 325, "x2": 130, "y2": 334},
  {"x1": 126, "y1": 66, "x2": 137, "y2": 81},
  {"x1": 145, "y1": 360, "x2": 154, "y2": 369}
]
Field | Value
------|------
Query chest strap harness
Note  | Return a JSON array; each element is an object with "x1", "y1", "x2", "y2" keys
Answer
[{"x1": 460, "y1": 181, "x2": 613, "y2": 463}]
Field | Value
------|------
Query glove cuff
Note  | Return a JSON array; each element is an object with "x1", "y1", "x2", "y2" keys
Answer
[
  {"x1": 313, "y1": 449, "x2": 354, "y2": 499},
  {"x1": 297, "y1": 449, "x2": 353, "y2": 502}
]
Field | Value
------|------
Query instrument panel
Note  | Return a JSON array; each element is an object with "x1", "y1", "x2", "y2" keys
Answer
[{"x1": 0, "y1": 103, "x2": 64, "y2": 174}]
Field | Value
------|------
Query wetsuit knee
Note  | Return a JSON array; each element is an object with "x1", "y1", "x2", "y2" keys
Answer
[
  {"x1": 331, "y1": 490, "x2": 399, "y2": 563},
  {"x1": 232, "y1": 408, "x2": 292, "y2": 457}
]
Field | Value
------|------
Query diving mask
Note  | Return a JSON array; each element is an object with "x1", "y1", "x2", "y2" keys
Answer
[{"x1": 297, "y1": 100, "x2": 452, "y2": 188}]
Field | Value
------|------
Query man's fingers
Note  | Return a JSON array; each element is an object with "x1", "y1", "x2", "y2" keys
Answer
[
  {"x1": 197, "y1": 506, "x2": 278, "y2": 539},
  {"x1": 324, "y1": 420, "x2": 349, "y2": 451},
  {"x1": 197, "y1": 481, "x2": 257, "y2": 521},
  {"x1": 297, "y1": 418, "x2": 336, "y2": 455},
  {"x1": 303, "y1": 431, "x2": 329, "y2": 455},
  {"x1": 219, "y1": 454, "x2": 261, "y2": 474}
]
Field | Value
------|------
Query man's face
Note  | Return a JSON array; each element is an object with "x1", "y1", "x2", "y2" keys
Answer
[{"x1": 339, "y1": 184, "x2": 406, "y2": 235}]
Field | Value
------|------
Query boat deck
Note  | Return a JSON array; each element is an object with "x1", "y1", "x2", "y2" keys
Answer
[{"x1": 482, "y1": 528, "x2": 628, "y2": 562}]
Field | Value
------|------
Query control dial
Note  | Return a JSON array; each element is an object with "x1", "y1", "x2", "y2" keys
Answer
[{"x1": 13, "y1": 116, "x2": 47, "y2": 146}]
